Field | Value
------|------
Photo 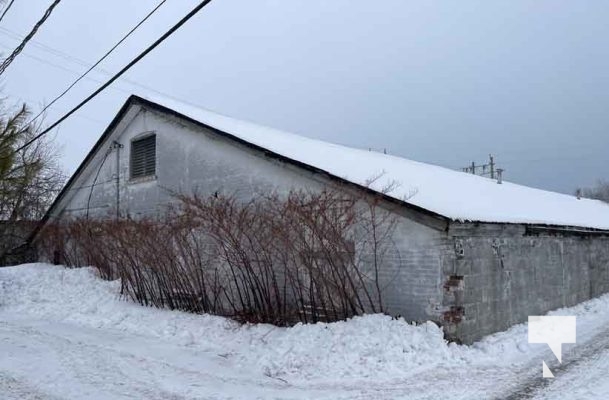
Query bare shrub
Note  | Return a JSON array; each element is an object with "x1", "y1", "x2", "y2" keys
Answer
[
  {"x1": 39, "y1": 216, "x2": 223, "y2": 313},
  {"x1": 38, "y1": 188, "x2": 400, "y2": 325}
]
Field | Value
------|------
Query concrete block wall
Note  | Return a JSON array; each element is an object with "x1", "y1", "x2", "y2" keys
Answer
[
  {"x1": 372, "y1": 220, "x2": 447, "y2": 322},
  {"x1": 443, "y1": 223, "x2": 609, "y2": 344},
  {"x1": 49, "y1": 103, "x2": 609, "y2": 344}
]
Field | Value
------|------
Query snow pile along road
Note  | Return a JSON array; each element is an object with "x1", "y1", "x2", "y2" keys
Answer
[
  {"x1": 2, "y1": 263, "x2": 609, "y2": 399},
  {"x1": 0, "y1": 264, "x2": 455, "y2": 382}
]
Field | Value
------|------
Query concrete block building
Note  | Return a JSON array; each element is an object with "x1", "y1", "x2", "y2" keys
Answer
[{"x1": 34, "y1": 95, "x2": 609, "y2": 343}]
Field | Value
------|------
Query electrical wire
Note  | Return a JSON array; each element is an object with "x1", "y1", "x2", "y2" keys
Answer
[
  {"x1": 2, "y1": 87, "x2": 107, "y2": 125},
  {"x1": 14, "y1": 0, "x2": 215, "y2": 155},
  {"x1": 26, "y1": 0, "x2": 168, "y2": 126},
  {"x1": 68, "y1": 178, "x2": 114, "y2": 192},
  {"x1": 0, "y1": 26, "x2": 101, "y2": 69},
  {"x1": 0, "y1": 0, "x2": 62, "y2": 76},
  {"x1": 0, "y1": 25, "x2": 215, "y2": 123},
  {"x1": 0, "y1": 0, "x2": 16, "y2": 24},
  {"x1": 85, "y1": 148, "x2": 111, "y2": 220}
]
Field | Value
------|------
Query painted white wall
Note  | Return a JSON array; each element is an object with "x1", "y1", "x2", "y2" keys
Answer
[{"x1": 52, "y1": 104, "x2": 447, "y2": 322}]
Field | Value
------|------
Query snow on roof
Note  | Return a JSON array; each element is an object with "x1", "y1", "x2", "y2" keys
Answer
[{"x1": 141, "y1": 95, "x2": 609, "y2": 230}]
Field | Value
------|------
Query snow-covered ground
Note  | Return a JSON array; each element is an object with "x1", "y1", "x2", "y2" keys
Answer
[{"x1": 1, "y1": 263, "x2": 609, "y2": 399}]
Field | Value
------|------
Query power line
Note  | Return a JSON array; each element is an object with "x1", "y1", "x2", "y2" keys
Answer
[
  {"x1": 0, "y1": 32, "x2": 150, "y2": 96},
  {"x1": 0, "y1": 41, "x2": 180, "y2": 126},
  {"x1": 0, "y1": 40, "x2": 141, "y2": 104},
  {"x1": 0, "y1": 26, "x2": 94, "y2": 69},
  {"x1": 0, "y1": 39, "x2": 138, "y2": 101},
  {"x1": 0, "y1": 0, "x2": 62, "y2": 76},
  {"x1": 0, "y1": 0, "x2": 16, "y2": 24},
  {"x1": 26, "y1": 0, "x2": 168, "y2": 126},
  {"x1": 4, "y1": 90, "x2": 107, "y2": 125},
  {"x1": 85, "y1": 146, "x2": 112, "y2": 220},
  {"x1": 0, "y1": 40, "x2": 108, "y2": 83},
  {"x1": 14, "y1": 0, "x2": 215, "y2": 155},
  {"x1": 0, "y1": 25, "x2": 216, "y2": 121}
]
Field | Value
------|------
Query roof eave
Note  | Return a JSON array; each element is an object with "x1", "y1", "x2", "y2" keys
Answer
[
  {"x1": 130, "y1": 96, "x2": 451, "y2": 231},
  {"x1": 28, "y1": 95, "x2": 144, "y2": 243}
]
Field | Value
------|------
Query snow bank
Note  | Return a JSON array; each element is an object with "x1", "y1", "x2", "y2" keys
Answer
[
  {"x1": 3, "y1": 263, "x2": 609, "y2": 384},
  {"x1": 139, "y1": 94, "x2": 609, "y2": 230}
]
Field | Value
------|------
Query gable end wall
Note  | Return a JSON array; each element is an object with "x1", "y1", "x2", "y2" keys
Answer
[{"x1": 48, "y1": 106, "x2": 450, "y2": 327}]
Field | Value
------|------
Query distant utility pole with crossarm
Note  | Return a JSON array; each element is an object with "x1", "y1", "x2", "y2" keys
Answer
[{"x1": 461, "y1": 154, "x2": 504, "y2": 183}]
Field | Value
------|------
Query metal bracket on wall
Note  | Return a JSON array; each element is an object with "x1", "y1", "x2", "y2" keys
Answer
[
  {"x1": 454, "y1": 239, "x2": 465, "y2": 258},
  {"x1": 491, "y1": 238, "x2": 506, "y2": 268}
]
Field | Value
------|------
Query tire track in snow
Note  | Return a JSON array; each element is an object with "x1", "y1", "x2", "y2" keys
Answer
[
  {"x1": 0, "y1": 318, "x2": 329, "y2": 400},
  {"x1": 0, "y1": 321, "x2": 191, "y2": 400},
  {"x1": 499, "y1": 325, "x2": 609, "y2": 400}
]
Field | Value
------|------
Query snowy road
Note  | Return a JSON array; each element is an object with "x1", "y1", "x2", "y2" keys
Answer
[
  {"x1": 509, "y1": 327, "x2": 609, "y2": 400},
  {"x1": 0, "y1": 317, "x2": 309, "y2": 400},
  {"x1": 1, "y1": 316, "x2": 499, "y2": 400},
  {"x1": 2, "y1": 315, "x2": 609, "y2": 400},
  {"x1": 0, "y1": 315, "x2": 483, "y2": 400},
  {"x1": 2, "y1": 264, "x2": 609, "y2": 399}
]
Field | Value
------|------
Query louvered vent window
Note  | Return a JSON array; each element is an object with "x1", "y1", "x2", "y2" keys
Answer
[{"x1": 130, "y1": 135, "x2": 156, "y2": 179}]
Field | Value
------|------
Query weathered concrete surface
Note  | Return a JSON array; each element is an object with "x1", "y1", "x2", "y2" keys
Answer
[
  {"x1": 48, "y1": 105, "x2": 449, "y2": 328},
  {"x1": 443, "y1": 223, "x2": 609, "y2": 343},
  {"x1": 47, "y1": 102, "x2": 609, "y2": 343}
]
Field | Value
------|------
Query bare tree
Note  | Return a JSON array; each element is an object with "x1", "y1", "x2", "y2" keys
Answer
[
  {"x1": 0, "y1": 101, "x2": 65, "y2": 261},
  {"x1": 578, "y1": 180, "x2": 609, "y2": 203}
]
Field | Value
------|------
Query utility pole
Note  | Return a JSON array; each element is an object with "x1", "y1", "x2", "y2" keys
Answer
[{"x1": 460, "y1": 154, "x2": 502, "y2": 181}]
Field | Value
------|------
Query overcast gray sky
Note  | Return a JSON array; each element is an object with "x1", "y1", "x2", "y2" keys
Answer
[{"x1": 1, "y1": 0, "x2": 607, "y2": 194}]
